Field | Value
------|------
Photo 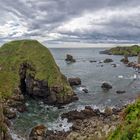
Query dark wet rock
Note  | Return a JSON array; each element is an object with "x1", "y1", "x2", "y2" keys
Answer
[
  {"x1": 65, "y1": 54, "x2": 76, "y2": 63},
  {"x1": 116, "y1": 90, "x2": 126, "y2": 94},
  {"x1": 89, "y1": 60, "x2": 97, "y2": 63},
  {"x1": 17, "y1": 105, "x2": 27, "y2": 113},
  {"x1": 104, "y1": 58, "x2": 113, "y2": 63},
  {"x1": 111, "y1": 64, "x2": 117, "y2": 67},
  {"x1": 45, "y1": 130, "x2": 69, "y2": 140},
  {"x1": 61, "y1": 106, "x2": 97, "y2": 122},
  {"x1": 100, "y1": 50, "x2": 112, "y2": 55},
  {"x1": 82, "y1": 88, "x2": 88, "y2": 93},
  {"x1": 61, "y1": 106, "x2": 122, "y2": 140},
  {"x1": 68, "y1": 77, "x2": 81, "y2": 86},
  {"x1": 120, "y1": 55, "x2": 129, "y2": 64},
  {"x1": 127, "y1": 62, "x2": 135, "y2": 67},
  {"x1": 29, "y1": 124, "x2": 47, "y2": 140},
  {"x1": 3, "y1": 108, "x2": 16, "y2": 120},
  {"x1": 101, "y1": 82, "x2": 112, "y2": 90}
]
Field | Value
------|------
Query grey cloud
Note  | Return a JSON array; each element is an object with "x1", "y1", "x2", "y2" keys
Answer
[{"x1": 0, "y1": 0, "x2": 140, "y2": 44}]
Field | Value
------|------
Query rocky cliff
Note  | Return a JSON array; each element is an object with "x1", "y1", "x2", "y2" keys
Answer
[{"x1": 0, "y1": 40, "x2": 77, "y2": 105}]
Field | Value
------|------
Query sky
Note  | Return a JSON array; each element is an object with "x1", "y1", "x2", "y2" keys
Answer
[{"x1": 0, "y1": 0, "x2": 140, "y2": 47}]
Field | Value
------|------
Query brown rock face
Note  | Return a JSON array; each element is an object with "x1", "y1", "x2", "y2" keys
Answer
[
  {"x1": 0, "y1": 103, "x2": 12, "y2": 140},
  {"x1": 29, "y1": 124, "x2": 47, "y2": 140}
]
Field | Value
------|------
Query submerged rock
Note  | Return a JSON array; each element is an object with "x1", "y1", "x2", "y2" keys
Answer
[
  {"x1": 116, "y1": 90, "x2": 126, "y2": 94},
  {"x1": 101, "y1": 82, "x2": 112, "y2": 90},
  {"x1": 68, "y1": 77, "x2": 81, "y2": 86},
  {"x1": 89, "y1": 60, "x2": 97, "y2": 63},
  {"x1": 0, "y1": 40, "x2": 77, "y2": 105},
  {"x1": 65, "y1": 54, "x2": 76, "y2": 63}
]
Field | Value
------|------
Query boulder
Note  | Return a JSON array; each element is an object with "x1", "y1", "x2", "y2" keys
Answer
[
  {"x1": 68, "y1": 77, "x2": 81, "y2": 86},
  {"x1": 101, "y1": 83, "x2": 112, "y2": 90},
  {"x1": 29, "y1": 124, "x2": 47, "y2": 140},
  {"x1": 104, "y1": 58, "x2": 113, "y2": 63},
  {"x1": 82, "y1": 88, "x2": 88, "y2": 93},
  {"x1": 104, "y1": 107, "x2": 113, "y2": 116},
  {"x1": 127, "y1": 62, "x2": 135, "y2": 67},
  {"x1": 65, "y1": 54, "x2": 76, "y2": 63},
  {"x1": 111, "y1": 64, "x2": 117, "y2": 67}
]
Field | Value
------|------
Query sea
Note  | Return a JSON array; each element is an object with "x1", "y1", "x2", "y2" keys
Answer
[{"x1": 11, "y1": 47, "x2": 140, "y2": 139}]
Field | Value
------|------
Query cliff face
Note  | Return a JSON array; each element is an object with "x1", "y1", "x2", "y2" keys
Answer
[
  {"x1": 0, "y1": 102, "x2": 12, "y2": 140},
  {"x1": 0, "y1": 40, "x2": 77, "y2": 105}
]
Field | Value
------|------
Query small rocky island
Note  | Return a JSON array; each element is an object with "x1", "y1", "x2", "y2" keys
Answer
[{"x1": 100, "y1": 45, "x2": 140, "y2": 56}]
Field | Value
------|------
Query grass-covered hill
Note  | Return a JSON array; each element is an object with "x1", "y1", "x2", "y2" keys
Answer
[
  {"x1": 108, "y1": 99, "x2": 140, "y2": 140},
  {"x1": 101, "y1": 45, "x2": 140, "y2": 56},
  {"x1": 0, "y1": 39, "x2": 74, "y2": 104}
]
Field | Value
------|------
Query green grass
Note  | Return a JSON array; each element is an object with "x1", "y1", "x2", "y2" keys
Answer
[
  {"x1": 0, "y1": 39, "x2": 73, "y2": 99},
  {"x1": 108, "y1": 100, "x2": 140, "y2": 140},
  {"x1": 108, "y1": 45, "x2": 140, "y2": 56}
]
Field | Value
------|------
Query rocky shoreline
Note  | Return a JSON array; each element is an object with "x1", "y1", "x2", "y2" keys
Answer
[{"x1": 28, "y1": 105, "x2": 124, "y2": 140}]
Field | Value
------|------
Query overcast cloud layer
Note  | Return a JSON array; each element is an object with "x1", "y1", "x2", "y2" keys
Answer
[{"x1": 0, "y1": 0, "x2": 140, "y2": 45}]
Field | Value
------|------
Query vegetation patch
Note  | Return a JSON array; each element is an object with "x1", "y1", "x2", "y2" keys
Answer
[{"x1": 108, "y1": 100, "x2": 140, "y2": 140}]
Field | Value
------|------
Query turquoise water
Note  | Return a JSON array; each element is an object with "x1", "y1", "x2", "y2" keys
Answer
[{"x1": 12, "y1": 48, "x2": 140, "y2": 138}]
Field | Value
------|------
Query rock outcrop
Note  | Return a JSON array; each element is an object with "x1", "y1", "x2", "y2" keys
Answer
[
  {"x1": 104, "y1": 58, "x2": 113, "y2": 63},
  {"x1": 65, "y1": 54, "x2": 76, "y2": 63},
  {"x1": 0, "y1": 40, "x2": 77, "y2": 105},
  {"x1": 120, "y1": 55, "x2": 129, "y2": 64},
  {"x1": 101, "y1": 82, "x2": 112, "y2": 90},
  {"x1": 68, "y1": 77, "x2": 81, "y2": 86}
]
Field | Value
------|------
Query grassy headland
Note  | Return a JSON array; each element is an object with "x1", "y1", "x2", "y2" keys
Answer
[
  {"x1": 0, "y1": 40, "x2": 73, "y2": 101},
  {"x1": 101, "y1": 45, "x2": 140, "y2": 56}
]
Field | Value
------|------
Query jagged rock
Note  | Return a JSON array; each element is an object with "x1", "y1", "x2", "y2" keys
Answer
[
  {"x1": 29, "y1": 124, "x2": 47, "y2": 140},
  {"x1": 82, "y1": 88, "x2": 88, "y2": 93},
  {"x1": 120, "y1": 55, "x2": 129, "y2": 64},
  {"x1": 104, "y1": 58, "x2": 113, "y2": 63},
  {"x1": 68, "y1": 77, "x2": 81, "y2": 86},
  {"x1": 101, "y1": 83, "x2": 112, "y2": 90},
  {"x1": 65, "y1": 54, "x2": 76, "y2": 63}
]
